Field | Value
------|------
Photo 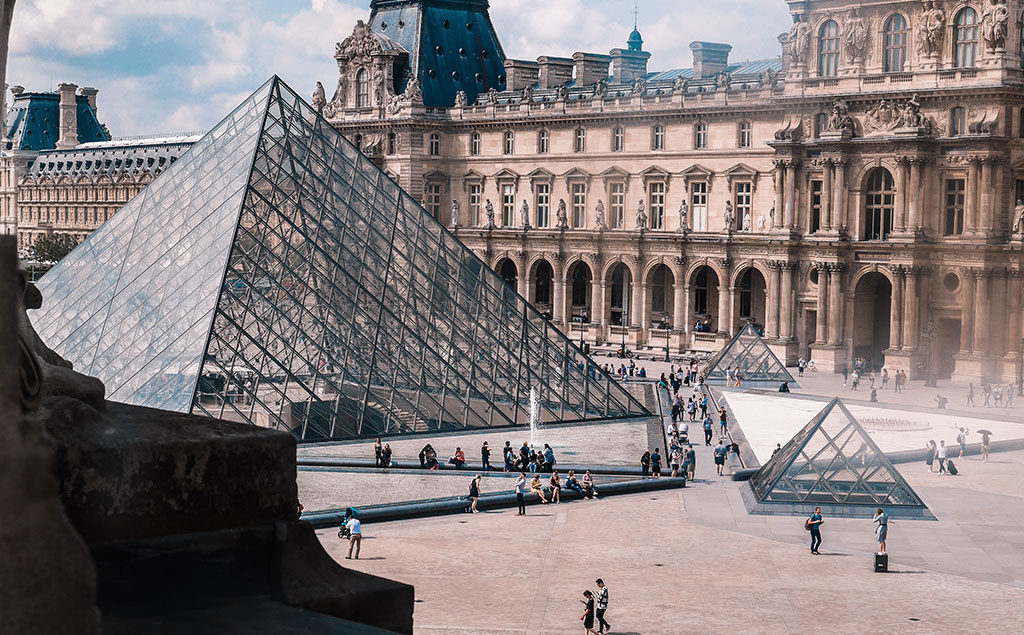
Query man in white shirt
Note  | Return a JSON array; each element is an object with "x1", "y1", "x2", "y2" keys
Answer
[
  {"x1": 937, "y1": 440, "x2": 947, "y2": 474},
  {"x1": 345, "y1": 515, "x2": 362, "y2": 559},
  {"x1": 594, "y1": 578, "x2": 610, "y2": 633}
]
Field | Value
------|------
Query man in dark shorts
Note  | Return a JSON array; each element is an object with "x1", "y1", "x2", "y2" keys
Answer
[
  {"x1": 713, "y1": 440, "x2": 728, "y2": 476},
  {"x1": 650, "y1": 448, "x2": 662, "y2": 477}
]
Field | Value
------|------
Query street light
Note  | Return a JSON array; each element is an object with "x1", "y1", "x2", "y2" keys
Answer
[
  {"x1": 1018, "y1": 337, "x2": 1024, "y2": 397},
  {"x1": 664, "y1": 315, "x2": 672, "y2": 363},
  {"x1": 922, "y1": 319, "x2": 938, "y2": 388}
]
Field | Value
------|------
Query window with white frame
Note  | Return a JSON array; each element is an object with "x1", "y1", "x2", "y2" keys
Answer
[
  {"x1": 356, "y1": 69, "x2": 370, "y2": 107},
  {"x1": 884, "y1": 13, "x2": 908, "y2": 72},
  {"x1": 818, "y1": 20, "x2": 840, "y2": 77},
  {"x1": 571, "y1": 182, "x2": 586, "y2": 227},
  {"x1": 734, "y1": 182, "x2": 752, "y2": 231},
  {"x1": 425, "y1": 183, "x2": 442, "y2": 219},
  {"x1": 471, "y1": 132, "x2": 481, "y2": 155},
  {"x1": 613, "y1": 126, "x2": 625, "y2": 152},
  {"x1": 535, "y1": 183, "x2": 550, "y2": 228},
  {"x1": 501, "y1": 184, "x2": 516, "y2": 226},
  {"x1": 574, "y1": 127, "x2": 587, "y2": 153},
  {"x1": 538, "y1": 129, "x2": 550, "y2": 154},
  {"x1": 429, "y1": 133, "x2": 441, "y2": 156},
  {"x1": 739, "y1": 121, "x2": 752, "y2": 148},
  {"x1": 652, "y1": 125, "x2": 665, "y2": 151},
  {"x1": 649, "y1": 181, "x2": 666, "y2": 230},
  {"x1": 950, "y1": 107, "x2": 967, "y2": 136},
  {"x1": 694, "y1": 122, "x2": 707, "y2": 149},
  {"x1": 503, "y1": 130, "x2": 515, "y2": 155},
  {"x1": 691, "y1": 181, "x2": 708, "y2": 231},
  {"x1": 468, "y1": 183, "x2": 482, "y2": 226},
  {"x1": 610, "y1": 182, "x2": 625, "y2": 228},
  {"x1": 954, "y1": 8, "x2": 979, "y2": 68}
]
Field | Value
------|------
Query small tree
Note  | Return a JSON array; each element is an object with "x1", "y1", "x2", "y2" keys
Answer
[{"x1": 30, "y1": 233, "x2": 80, "y2": 263}]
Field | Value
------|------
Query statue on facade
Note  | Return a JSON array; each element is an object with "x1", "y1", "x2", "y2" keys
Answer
[
  {"x1": 714, "y1": 72, "x2": 731, "y2": 91},
  {"x1": 555, "y1": 199, "x2": 569, "y2": 229},
  {"x1": 450, "y1": 199, "x2": 461, "y2": 228},
  {"x1": 844, "y1": 8, "x2": 869, "y2": 64},
  {"x1": 635, "y1": 200, "x2": 648, "y2": 230},
  {"x1": 595, "y1": 200, "x2": 607, "y2": 230},
  {"x1": 521, "y1": 85, "x2": 534, "y2": 103},
  {"x1": 593, "y1": 80, "x2": 608, "y2": 100},
  {"x1": 520, "y1": 200, "x2": 531, "y2": 228},
  {"x1": 826, "y1": 98, "x2": 856, "y2": 135},
  {"x1": 1014, "y1": 199, "x2": 1024, "y2": 234},
  {"x1": 486, "y1": 87, "x2": 499, "y2": 105},
  {"x1": 768, "y1": 205, "x2": 776, "y2": 229},
  {"x1": 373, "y1": 67, "x2": 387, "y2": 106},
  {"x1": 322, "y1": 75, "x2": 347, "y2": 118},
  {"x1": 404, "y1": 73, "x2": 422, "y2": 102},
  {"x1": 756, "y1": 212, "x2": 767, "y2": 232},
  {"x1": 673, "y1": 75, "x2": 689, "y2": 93},
  {"x1": 632, "y1": 77, "x2": 647, "y2": 96},
  {"x1": 677, "y1": 199, "x2": 689, "y2": 232},
  {"x1": 981, "y1": 0, "x2": 1009, "y2": 52},
  {"x1": 758, "y1": 68, "x2": 778, "y2": 88},
  {"x1": 899, "y1": 93, "x2": 924, "y2": 128},
  {"x1": 312, "y1": 81, "x2": 327, "y2": 114},
  {"x1": 484, "y1": 199, "x2": 496, "y2": 228},
  {"x1": 917, "y1": 1, "x2": 946, "y2": 57},
  {"x1": 742, "y1": 208, "x2": 752, "y2": 232},
  {"x1": 454, "y1": 90, "x2": 468, "y2": 107},
  {"x1": 787, "y1": 15, "x2": 812, "y2": 66},
  {"x1": 556, "y1": 83, "x2": 569, "y2": 101},
  {"x1": 724, "y1": 201, "x2": 734, "y2": 232}
]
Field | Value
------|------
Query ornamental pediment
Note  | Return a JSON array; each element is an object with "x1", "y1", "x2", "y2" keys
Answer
[{"x1": 561, "y1": 167, "x2": 592, "y2": 182}]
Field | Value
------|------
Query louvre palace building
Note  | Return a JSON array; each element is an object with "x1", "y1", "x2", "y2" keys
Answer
[{"x1": 313, "y1": 0, "x2": 1024, "y2": 384}]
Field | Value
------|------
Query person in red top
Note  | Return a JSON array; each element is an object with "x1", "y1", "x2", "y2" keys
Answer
[{"x1": 450, "y1": 447, "x2": 466, "y2": 469}]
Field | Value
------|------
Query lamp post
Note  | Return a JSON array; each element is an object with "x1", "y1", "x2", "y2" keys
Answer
[
  {"x1": 1018, "y1": 337, "x2": 1024, "y2": 397},
  {"x1": 922, "y1": 319, "x2": 938, "y2": 388},
  {"x1": 664, "y1": 316, "x2": 672, "y2": 362},
  {"x1": 621, "y1": 307, "x2": 628, "y2": 357}
]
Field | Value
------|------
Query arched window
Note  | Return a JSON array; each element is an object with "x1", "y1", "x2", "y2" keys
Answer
[
  {"x1": 884, "y1": 14, "x2": 908, "y2": 72},
  {"x1": 538, "y1": 129, "x2": 550, "y2": 154},
  {"x1": 356, "y1": 69, "x2": 370, "y2": 107},
  {"x1": 738, "y1": 121, "x2": 752, "y2": 148},
  {"x1": 954, "y1": 8, "x2": 979, "y2": 68},
  {"x1": 694, "y1": 267, "x2": 711, "y2": 315},
  {"x1": 471, "y1": 131, "x2": 481, "y2": 155},
  {"x1": 534, "y1": 261, "x2": 553, "y2": 306},
  {"x1": 503, "y1": 130, "x2": 514, "y2": 155},
  {"x1": 612, "y1": 126, "x2": 625, "y2": 152},
  {"x1": 574, "y1": 127, "x2": 587, "y2": 153},
  {"x1": 864, "y1": 168, "x2": 895, "y2": 241},
  {"x1": 429, "y1": 133, "x2": 441, "y2": 156},
  {"x1": 818, "y1": 20, "x2": 840, "y2": 77},
  {"x1": 950, "y1": 107, "x2": 967, "y2": 136},
  {"x1": 652, "y1": 125, "x2": 664, "y2": 151},
  {"x1": 694, "y1": 122, "x2": 708, "y2": 149}
]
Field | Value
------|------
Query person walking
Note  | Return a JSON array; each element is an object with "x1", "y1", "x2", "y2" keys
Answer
[
  {"x1": 956, "y1": 427, "x2": 970, "y2": 458},
  {"x1": 983, "y1": 384, "x2": 992, "y2": 407},
  {"x1": 580, "y1": 590, "x2": 597, "y2": 634},
  {"x1": 881, "y1": 369, "x2": 889, "y2": 389},
  {"x1": 1006, "y1": 385, "x2": 1015, "y2": 408},
  {"x1": 374, "y1": 437, "x2": 383, "y2": 468},
  {"x1": 842, "y1": 365, "x2": 849, "y2": 386},
  {"x1": 468, "y1": 475, "x2": 482, "y2": 513},
  {"x1": 515, "y1": 472, "x2": 527, "y2": 515},
  {"x1": 640, "y1": 450, "x2": 651, "y2": 476},
  {"x1": 719, "y1": 408, "x2": 729, "y2": 437},
  {"x1": 686, "y1": 444, "x2": 696, "y2": 481},
  {"x1": 345, "y1": 512, "x2": 362, "y2": 560},
  {"x1": 714, "y1": 440, "x2": 728, "y2": 476},
  {"x1": 925, "y1": 440, "x2": 937, "y2": 473},
  {"x1": 873, "y1": 508, "x2": 888, "y2": 554},
  {"x1": 807, "y1": 506, "x2": 823, "y2": 555},
  {"x1": 981, "y1": 430, "x2": 991, "y2": 462},
  {"x1": 937, "y1": 440, "x2": 948, "y2": 474},
  {"x1": 650, "y1": 448, "x2": 662, "y2": 478},
  {"x1": 594, "y1": 579, "x2": 610, "y2": 634},
  {"x1": 966, "y1": 383, "x2": 975, "y2": 407},
  {"x1": 687, "y1": 397, "x2": 697, "y2": 422},
  {"x1": 481, "y1": 441, "x2": 492, "y2": 471}
]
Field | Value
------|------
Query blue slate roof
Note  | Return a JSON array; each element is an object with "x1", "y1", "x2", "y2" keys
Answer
[
  {"x1": 369, "y1": 0, "x2": 506, "y2": 107},
  {"x1": 4, "y1": 92, "x2": 109, "y2": 152},
  {"x1": 646, "y1": 58, "x2": 783, "y2": 82}
]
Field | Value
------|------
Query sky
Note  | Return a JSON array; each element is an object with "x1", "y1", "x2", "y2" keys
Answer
[{"x1": 7, "y1": 0, "x2": 791, "y2": 137}]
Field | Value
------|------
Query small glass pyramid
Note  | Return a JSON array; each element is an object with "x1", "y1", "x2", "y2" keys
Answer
[
  {"x1": 703, "y1": 323, "x2": 795, "y2": 385},
  {"x1": 747, "y1": 398, "x2": 932, "y2": 517},
  {"x1": 31, "y1": 76, "x2": 651, "y2": 440}
]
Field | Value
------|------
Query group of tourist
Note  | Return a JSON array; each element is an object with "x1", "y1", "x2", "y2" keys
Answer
[
  {"x1": 966, "y1": 382, "x2": 1017, "y2": 408},
  {"x1": 511, "y1": 469, "x2": 597, "y2": 514},
  {"x1": 805, "y1": 507, "x2": 891, "y2": 556},
  {"x1": 925, "y1": 425, "x2": 990, "y2": 471},
  {"x1": 843, "y1": 366, "x2": 909, "y2": 394},
  {"x1": 501, "y1": 441, "x2": 557, "y2": 473}
]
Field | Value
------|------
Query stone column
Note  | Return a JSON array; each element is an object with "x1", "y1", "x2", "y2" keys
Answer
[
  {"x1": 889, "y1": 266, "x2": 904, "y2": 350},
  {"x1": 639, "y1": 283, "x2": 650, "y2": 337},
  {"x1": 960, "y1": 272, "x2": 975, "y2": 354},
  {"x1": 598, "y1": 280, "x2": 608, "y2": 328},
  {"x1": 832, "y1": 159, "x2": 847, "y2": 234},
  {"x1": 967, "y1": 157, "x2": 980, "y2": 234},
  {"x1": 821, "y1": 160, "x2": 833, "y2": 231},
  {"x1": 895, "y1": 157, "x2": 908, "y2": 232},
  {"x1": 908, "y1": 159, "x2": 922, "y2": 233},
  {"x1": 779, "y1": 262, "x2": 795, "y2": 341},
  {"x1": 766, "y1": 261, "x2": 780, "y2": 339},
  {"x1": 630, "y1": 267, "x2": 642, "y2": 329},
  {"x1": 815, "y1": 265, "x2": 828, "y2": 344},
  {"x1": 673, "y1": 258, "x2": 687, "y2": 333},
  {"x1": 773, "y1": 162, "x2": 785, "y2": 230},
  {"x1": 979, "y1": 159, "x2": 992, "y2": 235},
  {"x1": 552, "y1": 259, "x2": 566, "y2": 327},
  {"x1": 902, "y1": 266, "x2": 919, "y2": 350},
  {"x1": 517, "y1": 271, "x2": 529, "y2": 299},
  {"x1": 827, "y1": 263, "x2": 843, "y2": 345},
  {"x1": 973, "y1": 269, "x2": 989, "y2": 354},
  {"x1": 717, "y1": 269, "x2": 731, "y2": 335},
  {"x1": 682, "y1": 285, "x2": 692, "y2": 339},
  {"x1": 727, "y1": 286, "x2": 737, "y2": 337},
  {"x1": 784, "y1": 161, "x2": 797, "y2": 230}
]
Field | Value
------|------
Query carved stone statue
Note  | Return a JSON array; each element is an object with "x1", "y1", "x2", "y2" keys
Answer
[
  {"x1": 899, "y1": 93, "x2": 924, "y2": 128},
  {"x1": 450, "y1": 199, "x2": 461, "y2": 228},
  {"x1": 484, "y1": 199, "x2": 495, "y2": 228},
  {"x1": 1014, "y1": 199, "x2": 1024, "y2": 234},
  {"x1": 593, "y1": 80, "x2": 608, "y2": 99},
  {"x1": 714, "y1": 72, "x2": 731, "y2": 91},
  {"x1": 485, "y1": 88, "x2": 499, "y2": 105},
  {"x1": 595, "y1": 200, "x2": 607, "y2": 230},
  {"x1": 758, "y1": 68, "x2": 778, "y2": 88},
  {"x1": 404, "y1": 73, "x2": 422, "y2": 103},
  {"x1": 385, "y1": 95, "x2": 403, "y2": 115},
  {"x1": 312, "y1": 81, "x2": 327, "y2": 114},
  {"x1": 635, "y1": 200, "x2": 647, "y2": 230},
  {"x1": 673, "y1": 76, "x2": 689, "y2": 93},
  {"x1": 756, "y1": 212, "x2": 767, "y2": 232},
  {"x1": 678, "y1": 199, "x2": 689, "y2": 232},
  {"x1": 454, "y1": 90, "x2": 468, "y2": 107},
  {"x1": 981, "y1": 0, "x2": 1009, "y2": 52},
  {"x1": 724, "y1": 201, "x2": 734, "y2": 232},
  {"x1": 632, "y1": 77, "x2": 647, "y2": 96},
  {"x1": 373, "y1": 67, "x2": 386, "y2": 106},
  {"x1": 826, "y1": 98, "x2": 856, "y2": 135},
  {"x1": 520, "y1": 199, "x2": 531, "y2": 228},
  {"x1": 742, "y1": 208, "x2": 752, "y2": 232},
  {"x1": 787, "y1": 15, "x2": 812, "y2": 66},
  {"x1": 323, "y1": 75, "x2": 347, "y2": 118},
  {"x1": 844, "y1": 8, "x2": 869, "y2": 64},
  {"x1": 521, "y1": 85, "x2": 534, "y2": 102},
  {"x1": 555, "y1": 199, "x2": 569, "y2": 229},
  {"x1": 917, "y1": 1, "x2": 946, "y2": 57},
  {"x1": 556, "y1": 83, "x2": 569, "y2": 101},
  {"x1": 768, "y1": 205, "x2": 776, "y2": 229}
]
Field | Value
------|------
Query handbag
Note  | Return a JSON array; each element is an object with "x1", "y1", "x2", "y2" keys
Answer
[{"x1": 804, "y1": 519, "x2": 812, "y2": 531}]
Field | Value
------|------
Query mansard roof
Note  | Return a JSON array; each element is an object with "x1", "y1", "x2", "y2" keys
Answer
[
  {"x1": 3, "y1": 91, "x2": 109, "y2": 152},
  {"x1": 27, "y1": 134, "x2": 200, "y2": 181}
]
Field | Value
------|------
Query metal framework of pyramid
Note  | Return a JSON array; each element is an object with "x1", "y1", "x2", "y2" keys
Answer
[
  {"x1": 703, "y1": 323, "x2": 796, "y2": 385},
  {"x1": 743, "y1": 398, "x2": 933, "y2": 518},
  {"x1": 31, "y1": 76, "x2": 651, "y2": 441}
]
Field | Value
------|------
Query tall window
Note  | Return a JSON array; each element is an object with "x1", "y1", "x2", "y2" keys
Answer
[
  {"x1": 738, "y1": 269, "x2": 754, "y2": 319},
  {"x1": 471, "y1": 132, "x2": 481, "y2": 155},
  {"x1": 503, "y1": 130, "x2": 515, "y2": 155},
  {"x1": 694, "y1": 122, "x2": 707, "y2": 149},
  {"x1": 571, "y1": 183, "x2": 586, "y2": 228},
  {"x1": 610, "y1": 264, "x2": 630, "y2": 326},
  {"x1": 387, "y1": 132, "x2": 397, "y2": 155},
  {"x1": 818, "y1": 20, "x2": 840, "y2": 77},
  {"x1": 651, "y1": 266, "x2": 670, "y2": 314},
  {"x1": 884, "y1": 14, "x2": 908, "y2": 72},
  {"x1": 534, "y1": 262, "x2": 553, "y2": 305},
  {"x1": 571, "y1": 265, "x2": 590, "y2": 310},
  {"x1": 649, "y1": 182, "x2": 666, "y2": 230},
  {"x1": 954, "y1": 8, "x2": 979, "y2": 68},
  {"x1": 429, "y1": 133, "x2": 441, "y2": 156},
  {"x1": 944, "y1": 178, "x2": 966, "y2": 235},
  {"x1": 535, "y1": 183, "x2": 550, "y2": 228},
  {"x1": 864, "y1": 168, "x2": 894, "y2": 240},
  {"x1": 810, "y1": 180, "x2": 823, "y2": 233},
  {"x1": 1019, "y1": 108, "x2": 1024, "y2": 138},
  {"x1": 652, "y1": 125, "x2": 665, "y2": 151},
  {"x1": 468, "y1": 183, "x2": 482, "y2": 226},
  {"x1": 574, "y1": 127, "x2": 587, "y2": 153},
  {"x1": 691, "y1": 182, "x2": 708, "y2": 232},
  {"x1": 356, "y1": 69, "x2": 370, "y2": 107},
  {"x1": 425, "y1": 183, "x2": 442, "y2": 219},
  {"x1": 814, "y1": 113, "x2": 828, "y2": 138},
  {"x1": 738, "y1": 121, "x2": 752, "y2": 148},
  {"x1": 538, "y1": 129, "x2": 550, "y2": 154},
  {"x1": 951, "y1": 107, "x2": 967, "y2": 136},
  {"x1": 613, "y1": 126, "x2": 625, "y2": 152},
  {"x1": 734, "y1": 182, "x2": 752, "y2": 231},
  {"x1": 610, "y1": 183, "x2": 625, "y2": 228},
  {"x1": 694, "y1": 267, "x2": 710, "y2": 315},
  {"x1": 501, "y1": 185, "x2": 516, "y2": 226}
]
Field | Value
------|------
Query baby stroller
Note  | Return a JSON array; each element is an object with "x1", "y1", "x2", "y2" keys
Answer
[{"x1": 337, "y1": 506, "x2": 358, "y2": 539}]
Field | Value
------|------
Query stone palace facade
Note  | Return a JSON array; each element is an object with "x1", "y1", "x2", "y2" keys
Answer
[{"x1": 318, "y1": 0, "x2": 1024, "y2": 385}]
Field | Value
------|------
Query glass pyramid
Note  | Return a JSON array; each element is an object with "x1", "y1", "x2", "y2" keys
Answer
[
  {"x1": 747, "y1": 398, "x2": 932, "y2": 517},
  {"x1": 31, "y1": 76, "x2": 651, "y2": 440},
  {"x1": 703, "y1": 323, "x2": 795, "y2": 385}
]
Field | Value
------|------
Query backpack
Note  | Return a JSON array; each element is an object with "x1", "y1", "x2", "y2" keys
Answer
[
  {"x1": 946, "y1": 460, "x2": 958, "y2": 476},
  {"x1": 804, "y1": 518, "x2": 812, "y2": 531}
]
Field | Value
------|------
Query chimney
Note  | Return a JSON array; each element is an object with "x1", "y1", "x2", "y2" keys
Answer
[
  {"x1": 536, "y1": 56, "x2": 574, "y2": 89},
  {"x1": 56, "y1": 82, "x2": 79, "y2": 149},
  {"x1": 609, "y1": 48, "x2": 651, "y2": 85},
  {"x1": 689, "y1": 42, "x2": 732, "y2": 79},
  {"x1": 572, "y1": 52, "x2": 612, "y2": 87},
  {"x1": 504, "y1": 59, "x2": 540, "y2": 91},
  {"x1": 10, "y1": 85, "x2": 23, "y2": 97},
  {"x1": 79, "y1": 86, "x2": 99, "y2": 117}
]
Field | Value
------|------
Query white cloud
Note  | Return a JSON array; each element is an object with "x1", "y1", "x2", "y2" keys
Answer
[{"x1": 10, "y1": 0, "x2": 118, "y2": 55}]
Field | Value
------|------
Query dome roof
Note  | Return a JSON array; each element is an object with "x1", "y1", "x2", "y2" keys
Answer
[{"x1": 627, "y1": 27, "x2": 643, "y2": 52}]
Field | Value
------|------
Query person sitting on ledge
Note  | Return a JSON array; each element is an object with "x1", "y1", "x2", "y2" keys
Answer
[
  {"x1": 530, "y1": 474, "x2": 548, "y2": 503},
  {"x1": 424, "y1": 444, "x2": 440, "y2": 470},
  {"x1": 449, "y1": 447, "x2": 466, "y2": 469},
  {"x1": 778, "y1": 381, "x2": 790, "y2": 393},
  {"x1": 581, "y1": 470, "x2": 597, "y2": 499}
]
